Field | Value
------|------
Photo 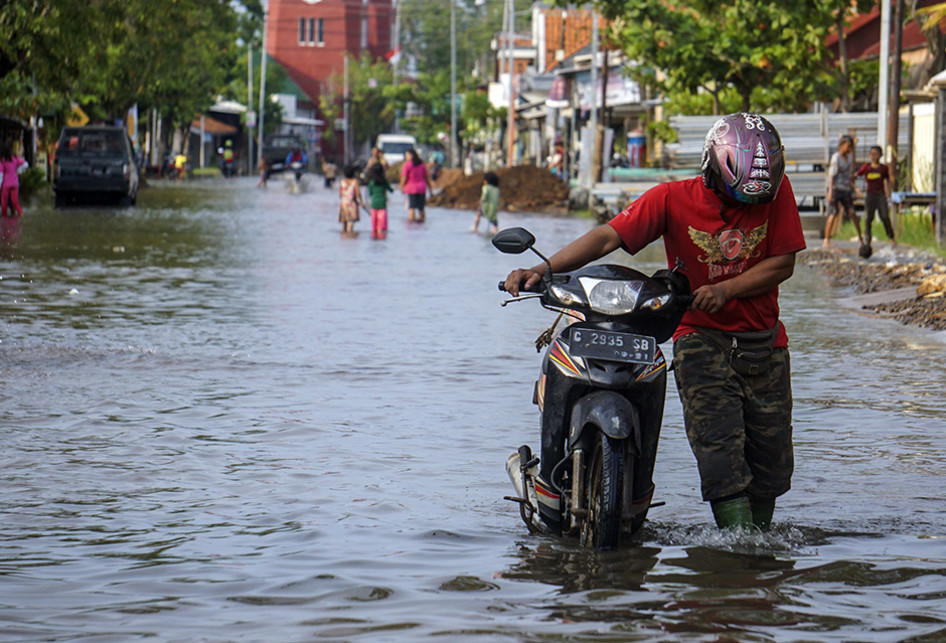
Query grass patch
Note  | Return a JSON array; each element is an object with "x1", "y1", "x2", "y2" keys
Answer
[
  {"x1": 191, "y1": 167, "x2": 221, "y2": 178},
  {"x1": 837, "y1": 208, "x2": 946, "y2": 258}
]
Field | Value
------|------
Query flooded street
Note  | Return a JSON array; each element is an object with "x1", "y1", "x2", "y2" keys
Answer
[{"x1": 2, "y1": 176, "x2": 945, "y2": 641}]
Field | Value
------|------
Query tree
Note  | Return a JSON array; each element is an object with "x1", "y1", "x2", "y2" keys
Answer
[
  {"x1": 397, "y1": 0, "x2": 527, "y2": 80},
  {"x1": 592, "y1": 0, "x2": 872, "y2": 113},
  {"x1": 1, "y1": 0, "x2": 247, "y2": 136},
  {"x1": 0, "y1": 1, "x2": 104, "y2": 119},
  {"x1": 912, "y1": 0, "x2": 946, "y2": 87}
]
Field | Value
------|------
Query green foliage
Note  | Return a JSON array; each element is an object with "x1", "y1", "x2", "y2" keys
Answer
[
  {"x1": 461, "y1": 90, "x2": 504, "y2": 147},
  {"x1": 398, "y1": 0, "x2": 528, "y2": 79},
  {"x1": 0, "y1": 0, "x2": 246, "y2": 139},
  {"x1": 16, "y1": 166, "x2": 48, "y2": 200},
  {"x1": 590, "y1": 0, "x2": 874, "y2": 113},
  {"x1": 321, "y1": 55, "x2": 400, "y2": 149},
  {"x1": 838, "y1": 212, "x2": 946, "y2": 258},
  {"x1": 646, "y1": 120, "x2": 678, "y2": 145}
]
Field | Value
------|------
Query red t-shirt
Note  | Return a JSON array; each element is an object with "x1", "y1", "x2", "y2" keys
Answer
[
  {"x1": 608, "y1": 176, "x2": 806, "y2": 346},
  {"x1": 855, "y1": 163, "x2": 889, "y2": 194}
]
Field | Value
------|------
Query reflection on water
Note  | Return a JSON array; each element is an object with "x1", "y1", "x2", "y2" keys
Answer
[{"x1": 0, "y1": 178, "x2": 945, "y2": 640}]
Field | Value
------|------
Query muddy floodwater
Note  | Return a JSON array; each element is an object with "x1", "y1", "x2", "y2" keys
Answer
[{"x1": 1, "y1": 177, "x2": 945, "y2": 641}]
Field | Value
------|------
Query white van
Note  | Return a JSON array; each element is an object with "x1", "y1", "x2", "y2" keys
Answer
[{"x1": 375, "y1": 134, "x2": 417, "y2": 165}]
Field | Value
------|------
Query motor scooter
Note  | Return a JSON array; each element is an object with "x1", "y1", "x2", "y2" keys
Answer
[{"x1": 494, "y1": 227, "x2": 691, "y2": 550}]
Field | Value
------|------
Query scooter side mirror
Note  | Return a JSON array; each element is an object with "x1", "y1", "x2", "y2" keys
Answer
[{"x1": 492, "y1": 227, "x2": 536, "y2": 255}]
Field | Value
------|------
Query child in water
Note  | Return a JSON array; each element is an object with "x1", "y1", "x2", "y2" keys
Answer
[
  {"x1": 471, "y1": 171, "x2": 500, "y2": 234},
  {"x1": 338, "y1": 165, "x2": 363, "y2": 233},
  {"x1": 0, "y1": 144, "x2": 27, "y2": 218},
  {"x1": 366, "y1": 162, "x2": 393, "y2": 239}
]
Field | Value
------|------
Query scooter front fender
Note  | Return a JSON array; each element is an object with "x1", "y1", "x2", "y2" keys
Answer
[{"x1": 567, "y1": 390, "x2": 641, "y2": 455}]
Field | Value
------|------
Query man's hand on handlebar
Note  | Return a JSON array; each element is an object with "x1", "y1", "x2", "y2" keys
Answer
[
  {"x1": 503, "y1": 268, "x2": 544, "y2": 296},
  {"x1": 691, "y1": 282, "x2": 730, "y2": 314}
]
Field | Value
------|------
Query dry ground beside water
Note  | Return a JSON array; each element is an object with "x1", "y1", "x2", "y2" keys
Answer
[{"x1": 800, "y1": 248, "x2": 946, "y2": 331}]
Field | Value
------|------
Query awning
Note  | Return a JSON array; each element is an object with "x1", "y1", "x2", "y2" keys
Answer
[
  {"x1": 190, "y1": 115, "x2": 238, "y2": 135},
  {"x1": 210, "y1": 100, "x2": 247, "y2": 114},
  {"x1": 283, "y1": 116, "x2": 325, "y2": 127}
]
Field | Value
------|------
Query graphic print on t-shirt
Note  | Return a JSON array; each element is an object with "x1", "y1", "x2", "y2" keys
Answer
[{"x1": 687, "y1": 221, "x2": 768, "y2": 281}]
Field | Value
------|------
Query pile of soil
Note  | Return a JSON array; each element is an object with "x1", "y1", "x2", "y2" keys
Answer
[
  {"x1": 800, "y1": 248, "x2": 946, "y2": 330},
  {"x1": 428, "y1": 165, "x2": 569, "y2": 213}
]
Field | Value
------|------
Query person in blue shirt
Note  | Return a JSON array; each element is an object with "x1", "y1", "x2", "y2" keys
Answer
[{"x1": 286, "y1": 147, "x2": 308, "y2": 181}]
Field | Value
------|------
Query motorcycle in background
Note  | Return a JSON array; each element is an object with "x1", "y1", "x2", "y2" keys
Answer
[{"x1": 494, "y1": 227, "x2": 692, "y2": 550}]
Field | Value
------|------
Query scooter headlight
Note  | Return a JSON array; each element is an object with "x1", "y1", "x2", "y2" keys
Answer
[{"x1": 578, "y1": 277, "x2": 642, "y2": 315}]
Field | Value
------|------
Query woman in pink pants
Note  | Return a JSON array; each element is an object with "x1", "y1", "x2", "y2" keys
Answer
[{"x1": 0, "y1": 144, "x2": 26, "y2": 218}]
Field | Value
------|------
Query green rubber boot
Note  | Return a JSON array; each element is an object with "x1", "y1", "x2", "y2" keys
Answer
[
  {"x1": 710, "y1": 496, "x2": 753, "y2": 530},
  {"x1": 748, "y1": 497, "x2": 775, "y2": 531}
]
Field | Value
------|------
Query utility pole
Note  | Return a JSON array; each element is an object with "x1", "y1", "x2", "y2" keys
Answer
[
  {"x1": 505, "y1": 0, "x2": 516, "y2": 167},
  {"x1": 344, "y1": 53, "x2": 351, "y2": 166},
  {"x1": 393, "y1": 1, "x2": 400, "y2": 132},
  {"x1": 586, "y1": 8, "x2": 598, "y2": 192},
  {"x1": 450, "y1": 0, "x2": 458, "y2": 168},
  {"x1": 878, "y1": 0, "x2": 891, "y2": 149},
  {"x1": 886, "y1": 0, "x2": 904, "y2": 186},
  {"x1": 258, "y1": 1, "x2": 268, "y2": 167},
  {"x1": 248, "y1": 44, "x2": 255, "y2": 171},
  {"x1": 596, "y1": 18, "x2": 608, "y2": 184}
]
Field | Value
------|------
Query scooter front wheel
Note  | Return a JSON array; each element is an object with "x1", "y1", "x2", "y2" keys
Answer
[{"x1": 580, "y1": 432, "x2": 625, "y2": 551}]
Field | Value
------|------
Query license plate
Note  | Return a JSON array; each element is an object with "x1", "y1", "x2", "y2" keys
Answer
[{"x1": 569, "y1": 328, "x2": 656, "y2": 364}]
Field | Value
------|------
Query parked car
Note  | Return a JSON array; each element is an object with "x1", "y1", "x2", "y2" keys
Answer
[
  {"x1": 53, "y1": 126, "x2": 139, "y2": 207},
  {"x1": 263, "y1": 134, "x2": 307, "y2": 174}
]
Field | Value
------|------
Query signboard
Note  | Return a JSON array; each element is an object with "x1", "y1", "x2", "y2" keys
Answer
[
  {"x1": 245, "y1": 110, "x2": 257, "y2": 127},
  {"x1": 67, "y1": 104, "x2": 89, "y2": 127},
  {"x1": 577, "y1": 71, "x2": 641, "y2": 111},
  {"x1": 127, "y1": 104, "x2": 138, "y2": 146}
]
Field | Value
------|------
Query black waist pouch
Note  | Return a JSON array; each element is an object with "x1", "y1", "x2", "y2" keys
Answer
[{"x1": 695, "y1": 324, "x2": 779, "y2": 376}]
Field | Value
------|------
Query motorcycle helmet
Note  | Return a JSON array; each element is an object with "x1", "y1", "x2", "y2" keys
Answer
[{"x1": 701, "y1": 112, "x2": 785, "y2": 204}]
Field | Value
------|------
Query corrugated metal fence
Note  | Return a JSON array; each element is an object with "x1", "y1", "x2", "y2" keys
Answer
[{"x1": 667, "y1": 112, "x2": 911, "y2": 207}]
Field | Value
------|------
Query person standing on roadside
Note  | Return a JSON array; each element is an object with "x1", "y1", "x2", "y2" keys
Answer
[
  {"x1": 855, "y1": 145, "x2": 895, "y2": 247},
  {"x1": 0, "y1": 143, "x2": 27, "y2": 218},
  {"x1": 504, "y1": 113, "x2": 805, "y2": 532},
  {"x1": 400, "y1": 148, "x2": 433, "y2": 222},
  {"x1": 823, "y1": 134, "x2": 863, "y2": 249}
]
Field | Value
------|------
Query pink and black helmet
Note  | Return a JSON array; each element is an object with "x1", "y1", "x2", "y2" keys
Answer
[{"x1": 701, "y1": 113, "x2": 785, "y2": 204}]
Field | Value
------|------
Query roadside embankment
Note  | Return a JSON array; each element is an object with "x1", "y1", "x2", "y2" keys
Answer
[{"x1": 800, "y1": 245, "x2": 946, "y2": 330}]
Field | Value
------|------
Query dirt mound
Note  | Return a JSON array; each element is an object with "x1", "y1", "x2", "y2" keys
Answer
[{"x1": 429, "y1": 165, "x2": 569, "y2": 213}]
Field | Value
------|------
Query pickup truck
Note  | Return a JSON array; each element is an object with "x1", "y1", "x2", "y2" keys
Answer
[
  {"x1": 263, "y1": 134, "x2": 307, "y2": 173},
  {"x1": 53, "y1": 126, "x2": 139, "y2": 207}
]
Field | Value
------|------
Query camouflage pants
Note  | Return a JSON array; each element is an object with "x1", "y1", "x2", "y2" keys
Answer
[{"x1": 672, "y1": 332, "x2": 794, "y2": 502}]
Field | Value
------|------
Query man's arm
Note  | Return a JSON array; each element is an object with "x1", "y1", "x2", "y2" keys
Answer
[
  {"x1": 503, "y1": 224, "x2": 624, "y2": 296},
  {"x1": 691, "y1": 253, "x2": 796, "y2": 314}
]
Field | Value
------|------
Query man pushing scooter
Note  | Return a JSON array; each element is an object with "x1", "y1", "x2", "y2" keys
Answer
[{"x1": 504, "y1": 113, "x2": 806, "y2": 531}]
